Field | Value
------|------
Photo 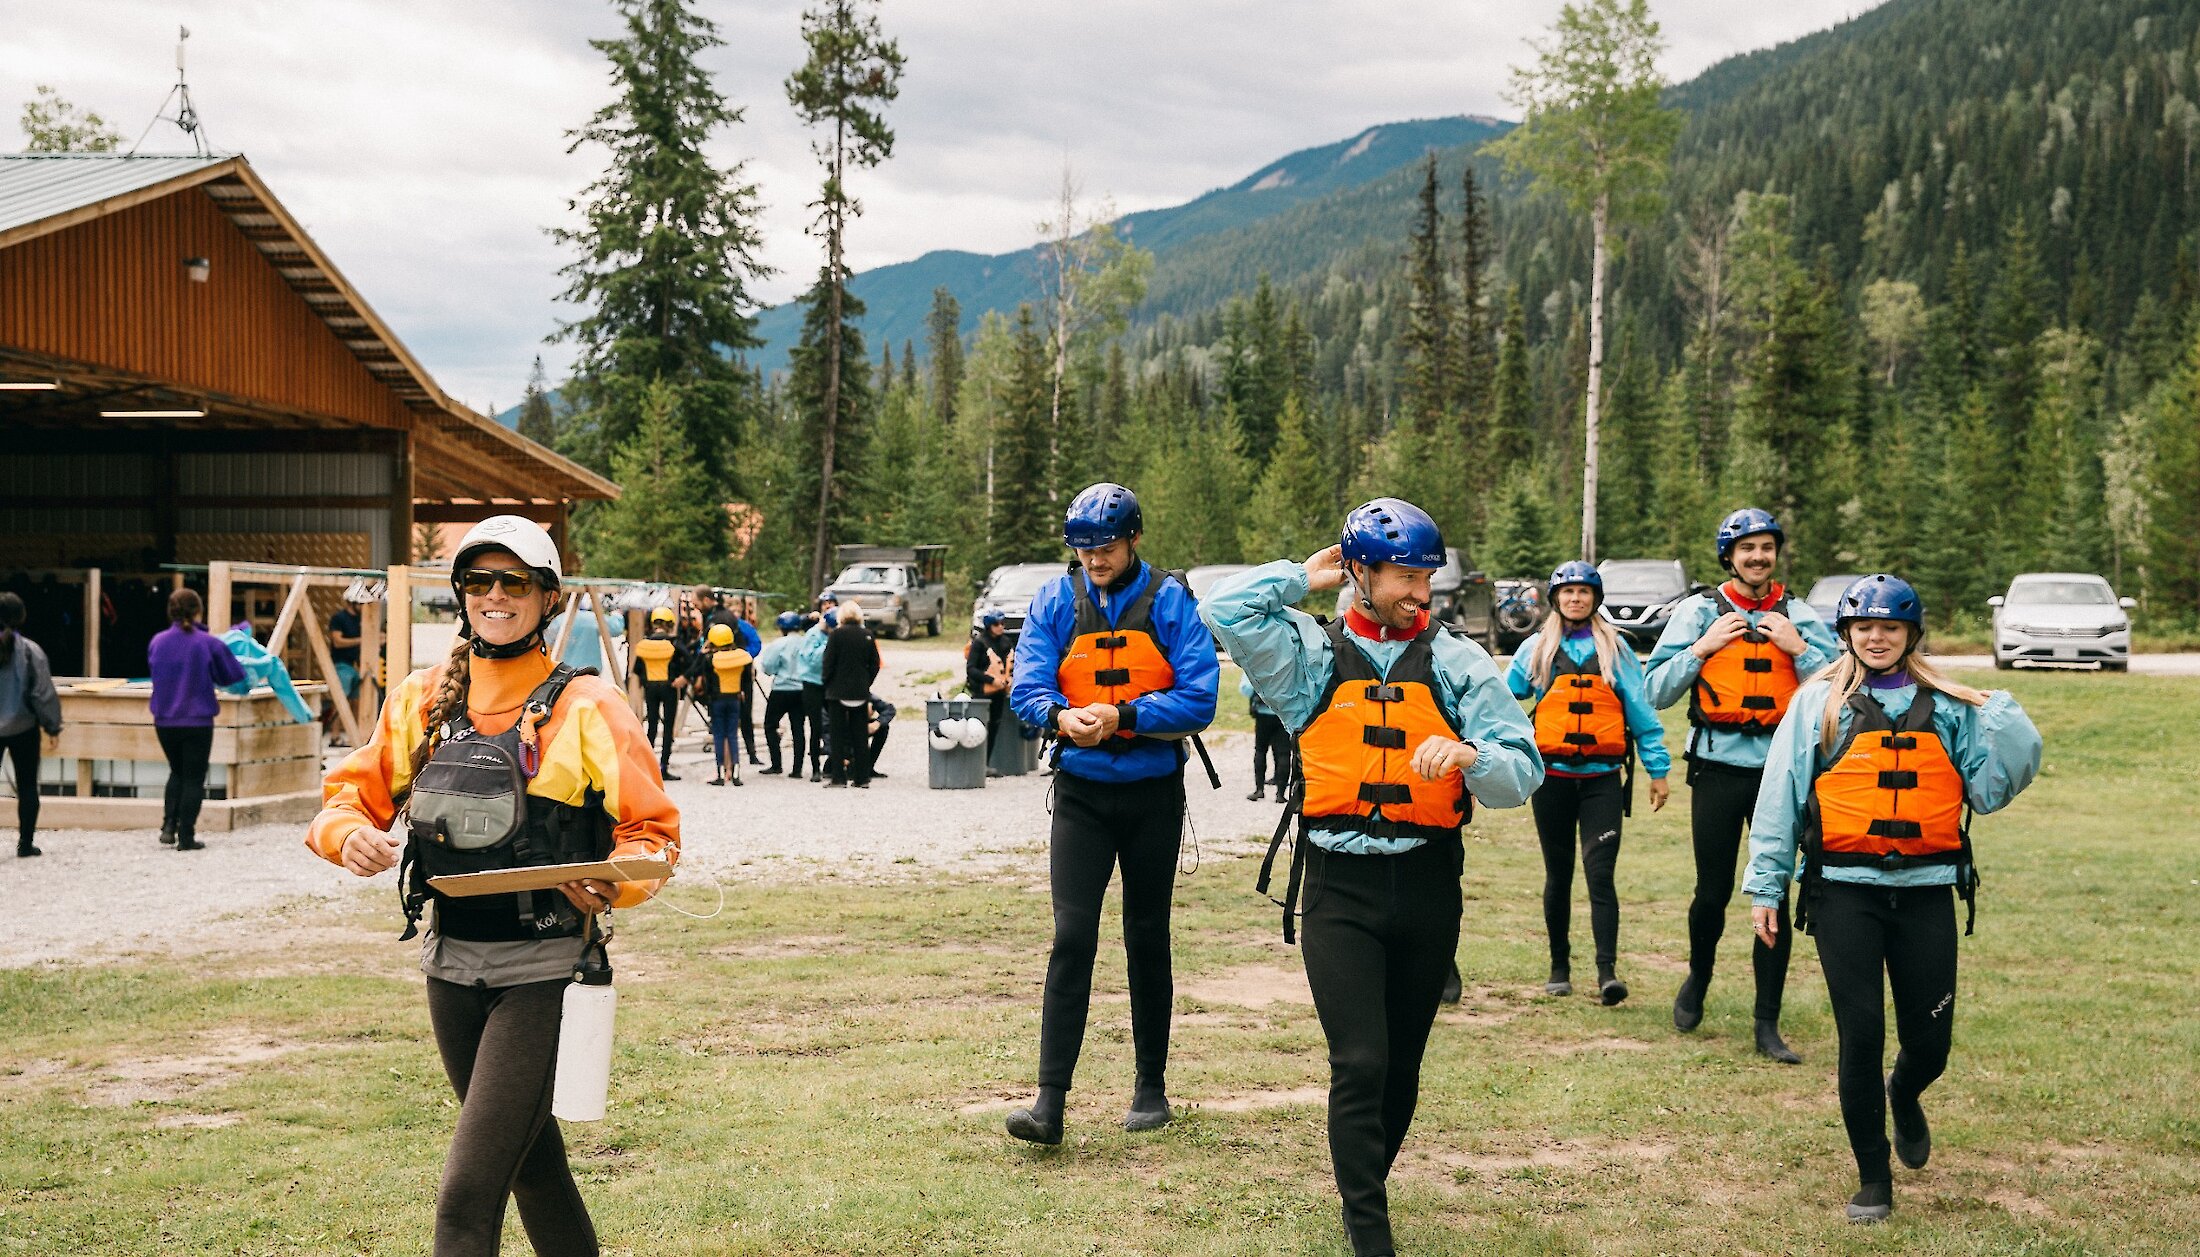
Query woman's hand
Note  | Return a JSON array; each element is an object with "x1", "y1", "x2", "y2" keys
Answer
[
  {"x1": 1303, "y1": 545, "x2": 1347, "y2": 592},
  {"x1": 41, "y1": 730, "x2": 60, "y2": 756},
  {"x1": 1751, "y1": 904, "x2": 1780, "y2": 946},
  {"x1": 340, "y1": 825, "x2": 400, "y2": 877},
  {"x1": 1410, "y1": 736, "x2": 1477, "y2": 782},
  {"x1": 1648, "y1": 777, "x2": 1670, "y2": 812},
  {"x1": 560, "y1": 879, "x2": 612, "y2": 915}
]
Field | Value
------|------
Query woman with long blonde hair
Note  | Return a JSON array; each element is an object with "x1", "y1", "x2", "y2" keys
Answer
[
  {"x1": 1744, "y1": 574, "x2": 2039, "y2": 1224},
  {"x1": 1505, "y1": 561, "x2": 1671, "y2": 1004}
]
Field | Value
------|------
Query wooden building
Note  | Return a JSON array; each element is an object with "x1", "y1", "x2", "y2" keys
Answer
[{"x1": 0, "y1": 152, "x2": 615, "y2": 578}]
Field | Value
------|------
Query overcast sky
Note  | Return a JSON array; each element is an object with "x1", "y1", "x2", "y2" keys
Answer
[{"x1": 5, "y1": 0, "x2": 1870, "y2": 411}]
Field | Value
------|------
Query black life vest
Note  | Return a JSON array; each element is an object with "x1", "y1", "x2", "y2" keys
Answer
[{"x1": 397, "y1": 664, "x2": 613, "y2": 942}]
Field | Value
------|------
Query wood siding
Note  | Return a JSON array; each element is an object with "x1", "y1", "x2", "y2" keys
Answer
[{"x1": 0, "y1": 186, "x2": 413, "y2": 430}]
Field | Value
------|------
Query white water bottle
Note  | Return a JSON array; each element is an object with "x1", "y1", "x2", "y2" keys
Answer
[{"x1": 552, "y1": 948, "x2": 617, "y2": 1122}]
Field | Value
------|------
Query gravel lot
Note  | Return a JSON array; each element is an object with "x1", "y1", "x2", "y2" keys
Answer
[{"x1": 4, "y1": 641, "x2": 1289, "y2": 967}]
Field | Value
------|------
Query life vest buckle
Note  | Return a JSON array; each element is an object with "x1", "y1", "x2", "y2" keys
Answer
[
  {"x1": 1742, "y1": 657, "x2": 1774, "y2": 674},
  {"x1": 1740, "y1": 695, "x2": 1776, "y2": 710},
  {"x1": 1361, "y1": 725, "x2": 1407, "y2": 749},
  {"x1": 1877, "y1": 769, "x2": 1919, "y2": 790},
  {"x1": 1095, "y1": 634, "x2": 1129, "y2": 650},
  {"x1": 1568, "y1": 701, "x2": 1596, "y2": 714},
  {"x1": 1357, "y1": 782, "x2": 1413, "y2": 806},
  {"x1": 1093, "y1": 667, "x2": 1132, "y2": 687},
  {"x1": 1365, "y1": 684, "x2": 1406, "y2": 704},
  {"x1": 1865, "y1": 818, "x2": 1923, "y2": 840}
]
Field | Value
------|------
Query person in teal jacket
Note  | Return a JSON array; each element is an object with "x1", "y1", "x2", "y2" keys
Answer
[
  {"x1": 1643, "y1": 507, "x2": 1840, "y2": 1062},
  {"x1": 757, "y1": 611, "x2": 811, "y2": 778},
  {"x1": 794, "y1": 606, "x2": 832, "y2": 782},
  {"x1": 1745, "y1": 574, "x2": 2039, "y2": 1224},
  {"x1": 1506, "y1": 562, "x2": 1670, "y2": 1006},
  {"x1": 1204, "y1": 499, "x2": 1540, "y2": 1257}
]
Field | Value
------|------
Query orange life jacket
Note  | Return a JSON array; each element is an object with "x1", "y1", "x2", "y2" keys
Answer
[
  {"x1": 1058, "y1": 572, "x2": 1176, "y2": 745},
  {"x1": 1690, "y1": 587, "x2": 1800, "y2": 731},
  {"x1": 1800, "y1": 689, "x2": 1979, "y2": 932},
  {"x1": 632, "y1": 635, "x2": 675, "y2": 683},
  {"x1": 1533, "y1": 647, "x2": 1629, "y2": 762},
  {"x1": 1297, "y1": 617, "x2": 1469, "y2": 837}
]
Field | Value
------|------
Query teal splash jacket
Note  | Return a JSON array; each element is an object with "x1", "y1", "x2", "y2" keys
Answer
[
  {"x1": 1505, "y1": 627, "x2": 1671, "y2": 780},
  {"x1": 1744, "y1": 677, "x2": 2041, "y2": 906},
  {"x1": 757, "y1": 633, "x2": 806, "y2": 691},
  {"x1": 1644, "y1": 586, "x2": 1840, "y2": 770},
  {"x1": 1200, "y1": 559, "x2": 1542, "y2": 854}
]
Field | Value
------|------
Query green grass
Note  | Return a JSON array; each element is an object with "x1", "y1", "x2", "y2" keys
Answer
[{"x1": 3, "y1": 671, "x2": 2194, "y2": 1255}]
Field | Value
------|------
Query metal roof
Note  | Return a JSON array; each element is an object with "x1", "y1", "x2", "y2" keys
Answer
[{"x1": 0, "y1": 152, "x2": 231, "y2": 240}]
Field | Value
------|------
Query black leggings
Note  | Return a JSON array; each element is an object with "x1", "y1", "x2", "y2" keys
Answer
[
  {"x1": 828, "y1": 702, "x2": 871, "y2": 785},
  {"x1": 155, "y1": 725, "x2": 214, "y2": 840},
  {"x1": 1251, "y1": 712, "x2": 1293, "y2": 788},
  {"x1": 1037, "y1": 770, "x2": 1185, "y2": 1091},
  {"x1": 1687, "y1": 761, "x2": 1791, "y2": 1021},
  {"x1": 1810, "y1": 881, "x2": 1958, "y2": 1186},
  {"x1": 4, "y1": 727, "x2": 40, "y2": 849},
  {"x1": 764, "y1": 690, "x2": 808, "y2": 774},
  {"x1": 1301, "y1": 838, "x2": 1463, "y2": 1257},
  {"x1": 424, "y1": 977, "x2": 597, "y2": 1257},
  {"x1": 1532, "y1": 771, "x2": 1624, "y2": 971},
  {"x1": 641, "y1": 684, "x2": 678, "y2": 767},
  {"x1": 801, "y1": 685, "x2": 829, "y2": 770}
]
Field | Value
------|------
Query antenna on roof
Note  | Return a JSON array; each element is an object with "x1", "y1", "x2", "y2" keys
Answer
[{"x1": 128, "y1": 26, "x2": 214, "y2": 156}]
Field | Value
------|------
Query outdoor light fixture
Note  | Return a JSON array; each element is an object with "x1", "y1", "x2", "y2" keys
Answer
[
  {"x1": 184, "y1": 256, "x2": 210, "y2": 282},
  {"x1": 99, "y1": 408, "x2": 207, "y2": 418},
  {"x1": 0, "y1": 380, "x2": 61, "y2": 390}
]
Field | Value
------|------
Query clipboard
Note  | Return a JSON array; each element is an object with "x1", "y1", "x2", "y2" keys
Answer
[{"x1": 428, "y1": 857, "x2": 675, "y2": 898}]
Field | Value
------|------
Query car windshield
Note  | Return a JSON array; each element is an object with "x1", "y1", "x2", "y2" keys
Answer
[
  {"x1": 2008, "y1": 580, "x2": 2114, "y2": 606},
  {"x1": 1807, "y1": 576, "x2": 1862, "y2": 606},
  {"x1": 1598, "y1": 562, "x2": 1685, "y2": 600},
  {"x1": 837, "y1": 566, "x2": 899, "y2": 586},
  {"x1": 986, "y1": 566, "x2": 1060, "y2": 599}
]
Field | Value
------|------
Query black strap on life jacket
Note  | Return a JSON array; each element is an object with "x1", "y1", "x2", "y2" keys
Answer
[
  {"x1": 1795, "y1": 689, "x2": 1978, "y2": 936},
  {"x1": 1684, "y1": 588, "x2": 1791, "y2": 772}
]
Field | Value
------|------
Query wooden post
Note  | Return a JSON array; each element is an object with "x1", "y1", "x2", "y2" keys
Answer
[
  {"x1": 590, "y1": 594, "x2": 626, "y2": 689},
  {"x1": 626, "y1": 609, "x2": 646, "y2": 717},
  {"x1": 357, "y1": 595, "x2": 382, "y2": 731},
  {"x1": 299, "y1": 605, "x2": 363, "y2": 747},
  {"x1": 550, "y1": 590, "x2": 579, "y2": 660},
  {"x1": 385, "y1": 565, "x2": 412, "y2": 691},
  {"x1": 83, "y1": 567, "x2": 101, "y2": 679},
  {"x1": 207, "y1": 561, "x2": 232, "y2": 637},
  {"x1": 267, "y1": 572, "x2": 310, "y2": 655}
]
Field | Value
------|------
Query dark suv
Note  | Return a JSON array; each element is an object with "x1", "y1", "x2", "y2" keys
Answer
[
  {"x1": 1596, "y1": 558, "x2": 1700, "y2": 650},
  {"x1": 1431, "y1": 547, "x2": 1498, "y2": 652}
]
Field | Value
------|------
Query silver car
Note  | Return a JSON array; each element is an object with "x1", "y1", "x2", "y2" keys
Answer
[
  {"x1": 1989, "y1": 573, "x2": 2135, "y2": 671},
  {"x1": 973, "y1": 562, "x2": 1069, "y2": 644}
]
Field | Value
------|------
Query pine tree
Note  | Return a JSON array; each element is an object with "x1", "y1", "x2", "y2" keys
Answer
[
  {"x1": 1400, "y1": 156, "x2": 1453, "y2": 433},
  {"x1": 926, "y1": 286, "x2": 964, "y2": 424},
  {"x1": 785, "y1": 268, "x2": 874, "y2": 589},
  {"x1": 2140, "y1": 329, "x2": 2200, "y2": 619},
  {"x1": 553, "y1": 0, "x2": 768, "y2": 482},
  {"x1": 901, "y1": 339, "x2": 917, "y2": 393},
  {"x1": 1238, "y1": 394, "x2": 1333, "y2": 561},
  {"x1": 1481, "y1": 467, "x2": 1564, "y2": 577},
  {"x1": 1491, "y1": 286, "x2": 1534, "y2": 471},
  {"x1": 1454, "y1": 164, "x2": 1498, "y2": 445},
  {"x1": 584, "y1": 379, "x2": 731, "y2": 582},
  {"x1": 786, "y1": 0, "x2": 904, "y2": 591},
  {"x1": 517, "y1": 356, "x2": 557, "y2": 447},
  {"x1": 989, "y1": 306, "x2": 1056, "y2": 569}
]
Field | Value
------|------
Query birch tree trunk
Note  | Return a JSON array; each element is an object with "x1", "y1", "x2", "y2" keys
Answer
[{"x1": 1581, "y1": 190, "x2": 1608, "y2": 563}]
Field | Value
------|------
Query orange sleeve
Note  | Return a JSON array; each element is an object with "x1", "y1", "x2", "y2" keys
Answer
[
  {"x1": 305, "y1": 665, "x2": 436, "y2": 865},
  {"x1": 564, "y1": 676, "x2": 682, "y2": 908}
]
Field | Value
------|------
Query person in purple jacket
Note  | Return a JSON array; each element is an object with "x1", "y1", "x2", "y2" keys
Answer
[{"x1": 148, "y1": 588, "x2": 244, "y2": 851}]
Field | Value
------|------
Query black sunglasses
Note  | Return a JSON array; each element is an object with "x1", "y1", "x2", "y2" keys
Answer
[{"x1": 458, "y1": 568, "x2": 538, "y2": 597}]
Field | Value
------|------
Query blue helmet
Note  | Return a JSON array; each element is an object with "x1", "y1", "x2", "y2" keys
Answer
[
  {"x1": 1340, "y1": 498, "x2": 1445, "y2": 570},
  {"x1": 1063, "y1": 482, "x2": 1143, "y2": 549},
  {"x1": 775, "y1": 611, "x2": 803, "y2": 632},
  {"x1": 979, "y1": 609, "x2": 1006, "y2": 629},
  {"x1": 1835, "y1": 573, "x2": 1924, "y2": 634},
  {"x1": 1715, "y1": 507, "x2": 1786, "y2": 564},
  {"x1": 1546, "y1": 560, "x2": 1603, "y2": 608}
]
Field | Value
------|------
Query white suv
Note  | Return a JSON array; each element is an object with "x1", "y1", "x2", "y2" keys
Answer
[{"x1": 1989, "y1": 573, "x2": 2135, "y2": 671}]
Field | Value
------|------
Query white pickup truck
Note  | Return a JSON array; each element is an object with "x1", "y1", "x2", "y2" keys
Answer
[{"x1": 825, "y1": 544, "x2": 949, "y2": 639}]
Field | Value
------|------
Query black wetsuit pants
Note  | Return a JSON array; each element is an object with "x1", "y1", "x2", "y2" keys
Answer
[
  {"x1": 764, "y1": 690, "x2": 808, "y2": 775},
  {"x1": 1810, "y1": 881, "x2": 1958, "y2": 1186},
  {"x1": 424, "y1": 977, "x2": 597, "y2": 1257},
  {"x1": 1251, "y1": 712, "x2": 1293, "y2": 789},
  {"x1": 1532, "y1": 771, "x2": 1624, "y2": 972},
  {"x1": 1300, "y1": 837, "x2": 1463, "y2": 1257},
  {"x1": 801, "y1": 684, "x2": 829, "y2": 771},
  {"x1": 641, "y1": 683, "x2": 678, "y2": 768},
  {"x1": 1687, "y1": 759, "x2": 1790, "y2": 1021},
  {"x1": 1036, "y1": 769, "x2": 1184, "y2": 1091},
  {"x1": 739, "y1": 671, "x2": 759, "y2": 761},
  {"x1": 828, "y1": 701, "x2": 872, "y2": 785},
  {"x1": 4, "y1": 727, "x2": 40, "y2": 850},
  {"x1": 155, "y1": 725, "x2": 214, "y2": 841}
]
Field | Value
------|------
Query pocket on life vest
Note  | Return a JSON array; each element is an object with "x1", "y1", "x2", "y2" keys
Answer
[{"x1": 409, "y1": 742, "x2": 526, "y2": 852}]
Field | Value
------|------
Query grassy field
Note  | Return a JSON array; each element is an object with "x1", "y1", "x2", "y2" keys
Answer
[{"x1": 3, "y1": 670, "x2": 2194, "y2": 1255}]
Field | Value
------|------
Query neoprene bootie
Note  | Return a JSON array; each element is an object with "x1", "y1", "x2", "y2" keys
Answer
[
  {"x1": 1005, "y1": 1086, "x2": 1064, "y2": 1146},
  {"x1": 1672, "y1": 973, "x2": 1706, "y2": 1031},
  {"x1": 1124, "y1": 1076, "x2": 1171, "y2": 1132},
  {"x1": 16, "y1": 842, "x2": 40, "y2": 858},
  {"x1": 1440, "y1": 961, "x2": 1463, "y2": 1004},
  {"x1": 1545, "y1": 964, "x2": 1572, "y2": 997},
  {"x1": 1246, "y1": 787, "x2": 1265, "y2": 801},
  {"x1": 1754, "y1": 1018, "x2": 1802, "y2": 1064},
  {"x1": 1846, "y1": 1180, "x2": 1892, "y2": 1223},
  {"x1": 159, "y1": 824, "x2": 177, "y2": 846},
  {"x1": 1598, "y1": 964, "x2": 1627, "y2": 1006},
  {"x1": 1889, "y1": 1073, "x2": 1931, "y2": 1169}
]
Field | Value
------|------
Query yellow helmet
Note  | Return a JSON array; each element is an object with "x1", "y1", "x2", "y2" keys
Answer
[
  {"x1": 707, "y1": 623, "x2": 735, "y2": 647},
  {"x1": 650, "y1": 607, "x2": 676, "y2": 625}
]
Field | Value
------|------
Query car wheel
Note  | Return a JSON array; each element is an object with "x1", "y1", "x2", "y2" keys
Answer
[
  {"x1": 2103, "y1": 658, "x2": 2129, "y2": 673},
  {"x1": 1993, "y1": 651, "x2": 2012, "y2": 671},
  {"x1": 927, "y1": 614, "x2": 941, "y2": 637},
  {"x1": 894, "y1": 613, "x2": 913, "y2": 641}
]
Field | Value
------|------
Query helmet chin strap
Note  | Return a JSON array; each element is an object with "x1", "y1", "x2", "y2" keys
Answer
[{"x1": 462, "y1": 617, "x2": 547, "y2": 660}]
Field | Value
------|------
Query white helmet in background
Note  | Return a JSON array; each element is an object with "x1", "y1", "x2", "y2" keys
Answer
[{"x1": 450, "y1": 515, "x2": 563, "y2": 597}]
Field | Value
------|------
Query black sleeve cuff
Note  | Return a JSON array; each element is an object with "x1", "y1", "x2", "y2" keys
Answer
[{"x1": 1116, "y1": 701, "x2": 1139, "y2": 733}]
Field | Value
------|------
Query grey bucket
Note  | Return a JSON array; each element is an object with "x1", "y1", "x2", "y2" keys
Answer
[
  {"x1": 988, "y1": 715, "x2": 1042, "y2": 776},
  {"x1": 926, "y1": 698, "x2": 990, "y2": 790}
]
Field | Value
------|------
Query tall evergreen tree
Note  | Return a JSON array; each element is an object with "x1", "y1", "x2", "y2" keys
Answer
[
  {"x1": 1238, "y1": 394, "x2": 1333, "y2": 561},
  {"x1": 925, "y1": 286, "x2": 964, "y2": 424},
  {"x1": 989, "y1": 306, "x2": 1057, "y2": 569},
  {"x1": 517, "y1": 356, "x2": 557, "y2": 447},
  {"x1": 786, "y1": 0, "x2": 904, "y2": 591},
  {"x1": 1454, "y1": 164, "x2": 1498, "y2": 441},
  {"x1": 2140, "y1": 329, "x2": 2200, "y2": 619},
  {"x1": 584, "y1": 378, "x2": 730, "y2": 582},
  {"x1": 553, "y1": 0, "x2": 768, "y2": 483},
  {"x1": 1400, "y1": 156, "x2": 1453, "y2": 432},
  {"x1": 1491, "y1": 286, "x2": 1534, "y2": 471},
  {"x1": 785, "y1": 270, "x2": 874, "y2": 589}
]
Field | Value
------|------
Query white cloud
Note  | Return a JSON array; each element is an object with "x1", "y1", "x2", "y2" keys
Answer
[{"x1": 4, "y1": 0, "x2": 1869, "y2": 409}]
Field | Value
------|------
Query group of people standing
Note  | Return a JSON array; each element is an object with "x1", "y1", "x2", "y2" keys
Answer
[{"x1": 1000, "y1": 483, "x2": 2040, "y2": 1253}]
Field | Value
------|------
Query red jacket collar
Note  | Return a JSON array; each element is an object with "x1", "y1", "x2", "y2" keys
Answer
[
  {"x1": 1344, "y1": 604, "x2": 1429, "y2": 642},
  {"x1": 1722, "y1": 579, "x2": 1786, "y2": 612}
]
